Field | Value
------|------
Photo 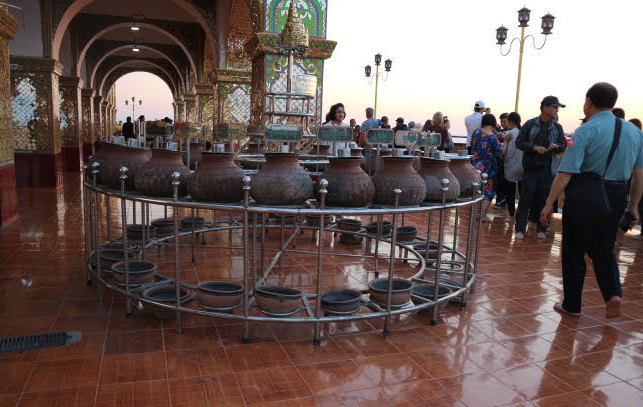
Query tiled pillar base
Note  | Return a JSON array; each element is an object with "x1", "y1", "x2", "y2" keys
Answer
[
  {"x1": 62, "y1": 146, "x2": 83, "y2": 172},
  {"x1": 0, "y1": 164, "x2": 18, "y2": 226},
  {"x1": 14, "y1": 152, "x2": 63, "y2": 189}
]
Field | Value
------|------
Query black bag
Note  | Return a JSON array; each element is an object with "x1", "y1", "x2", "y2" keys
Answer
[{"x1": 564, "y1": 118, "x2": 621, "y2": 219}]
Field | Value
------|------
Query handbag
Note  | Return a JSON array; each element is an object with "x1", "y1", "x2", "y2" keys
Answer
[{"x1": 563, "y1": 118, "x2": 621, "y2": 219}]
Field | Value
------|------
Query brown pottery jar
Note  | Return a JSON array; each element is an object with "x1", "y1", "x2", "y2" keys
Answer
[
  {"x1": 315, "y1": 157, "x2": 374, "y2": 207},
  {"x1": 417, "y1": 157, "x2": 461, "y2": 202},
  {"x1": 250, "y1": 153, "x2": 313, "y2": 205},
  {"x1": 91, "y1": 142, "x2": 116, "y2": 185},
  {"x1": 134, "y1": 149, "x2": 190, "y2": 197},
  {"x1": 100, "y1": 144, "x2": 150, "y2": 190},
  {"x1": 188, "y1": 152, "x2": 245, "y2": 202},
  {"x1": 371, "y1": 156, "x2": 427, "y2": 206},
  {"x1": 447, "y1": 156, "x2": 481, "y2": 198},
  {"x1": 183, "y1": 142, "x2": 205, "y2": 170},
  {"x1": 363, "y1": 148, "x2": 392, "y2": 174}
]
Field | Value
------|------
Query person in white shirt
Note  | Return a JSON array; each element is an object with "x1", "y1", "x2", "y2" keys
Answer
[{"x1": 464, "y1": 100, "x2": 486, "y2": 154}]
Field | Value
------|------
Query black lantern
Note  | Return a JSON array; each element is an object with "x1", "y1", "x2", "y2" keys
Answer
[
  {"x1": 496, "y1": 25, "x2": 508, "y2": 45},
  {"x1": 518, "y1": 7, "x2": 531, "y2": 27},
  {"x1": 384, "y1": 59, "x2": 392, "y2": 72},
  {"x1": 365, "y1": 65, "x2": 372, "y2": 77},
  {"x1": 374, "y1": 53, "x2": 382, "y2": 66},
  {"x1": 541, "y1": 13, "x2": 555, "y2": 35}
]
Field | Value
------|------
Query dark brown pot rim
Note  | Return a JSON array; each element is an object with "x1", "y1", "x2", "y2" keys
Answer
[
  {"x1": 111, "y1": 260, "x2": 157, "y2": 274},
  {"x1": 337, "y1": 219, "x2": 362, "y2": 226},
  {"x1": 397, "y1": 226, "x2": 418, "y2": 235},
  {"x1": 143, "y1": 285, "x2": 190, "y2": 302},
  {"x1": 368, "y1": 278, "x2": 413, "y2": 293},
  {"x1": 381, "y1": 156, "x2": 416, "y2": 161},
  {"x1": 99, "y1": 249, "x2": 138, "y2": 260},
  {"x1": 412, "y1": 284, "x2": 452, "y2": 298},
  {"x1": 201, "y1": 151, "x2": 234, "y2": 157},
  {"x1": 151, "y1": 219, "x2": 174, "y2": 226},
  {"x1": 321, "y1": 289, "x2": 361, "y2": 305},
  {"x1": 127, "y1": 224, "x2": 157, "y2": 232},
  {"x1": 180, "y1": 217, "x2": 205, "y2": 223},
  {"x1": 328, "y1": 156, "x2": 363, "y2": 161},
  {"x1": 255, "y1": 285, "x2": 302, "y2": 300},
  {"x1": 264, "y1": 152, "x2": 300, "y2": 157},
  {"x1": 420, "y1": 156, "x2": 450, "y2": 162},
  {"x1": 197, "y1": 281, "x2": 244, "y2": 295}
]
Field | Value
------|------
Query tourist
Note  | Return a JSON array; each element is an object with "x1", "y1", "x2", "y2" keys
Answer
[
  {"x1": 465, "y1": 101, "x2": 485, "y2": 154},
  {"x1": 349, "y1": 118, "x2": 356, "y2": 129},
  {"x1": 122, "y1": 116, "x2": 135, "y2": 139},
  {"x1": 612, "y1": 107, "x2": 625, "y2": 119},
  {"x1": 514, "y1": 96, "x2": 566, "y2": 240},
  {"x1": 629, "y1": 118, "x2": 642, "y2": 130},
  {"x1": 393, "y1": 117, "x2": 408, "y2": 132},
  {"x1": 443, "y1": 116, "x2": 454, "y2": 151},
  {"x1": 541, "y1": 82, "x2": 643, "y2": 318},
  {"x1": 380, "y1": 116, "x2": 390, "y2": 129},
  {"x1": 361, "y1": 107, "x2": 381, "y2": 134},
  {"x1": 493, "y1": 113, "x2": 510, "y2": 209},
  {"x1": 499, "y1": 112, "x2": 523, "y2": 218},
  {"x1": 322, "y1": 102, "x2": 349, "y2": 154},
  {"x1": 471, "y1": 113, "x2": 503, "y2": 222},
  {"x1": 408, "y1": 121, "x2": 416, "y2": 131},
  {"x1": 115, "y1": 120, "x2": 123, "y2": 137},
  {"x1": 628, "y1": 118, "x2": 643, "y2": 240},
  {"x1": 421, "y1": 120, "x2": 432, "y2": 132},
  {"x1": 428, "y1": 112, "x2": 451, "y2": 152}
]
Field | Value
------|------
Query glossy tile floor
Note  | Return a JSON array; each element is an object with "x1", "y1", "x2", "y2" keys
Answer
[{"x1": 1, "y1": 174, "x2": 643, "y2": 406}]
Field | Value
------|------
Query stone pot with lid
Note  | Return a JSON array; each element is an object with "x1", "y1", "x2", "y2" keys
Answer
[
  {"x1": 134, "y1": 149, "x2": 190, "y2": 197},
  {"x1": 250, "y1": 153, "x2": 313, "y2": 205},
  {"x1": 315, "y1": 156, "x2": 375, "y2": 207},
  {"x1": 371, "y1": 156, "x2": 427, "y2": 206},
  {"x1": 188, "y1": 152, "x2": 245, "y2": 202},
  {"x1": 447, "y1": 155, "x2": 481, "y2": 198},
  {"x1": 417, "y1": 157, "x2": 461, "y2": 202}
]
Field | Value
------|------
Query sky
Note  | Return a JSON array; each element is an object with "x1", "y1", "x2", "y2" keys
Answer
[
  {"x1": 116, "y1": 0, "x2": 643, "y2": 135},
  {"x1": 115, "y1": 72, "x2": 174, "y2": 123}
]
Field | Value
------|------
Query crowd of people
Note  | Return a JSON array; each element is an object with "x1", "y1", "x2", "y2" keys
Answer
[{"x1": 323, "y1": 82, "x2": 643, "y2": 319}]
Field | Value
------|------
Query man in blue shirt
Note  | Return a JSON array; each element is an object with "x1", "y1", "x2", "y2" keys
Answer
[
  {"x1": 541, "y1": 82, "x2": 643, "y2": 319},
  {"x1": 361, "y1": 107, "x2": 381, "y2": 134}
]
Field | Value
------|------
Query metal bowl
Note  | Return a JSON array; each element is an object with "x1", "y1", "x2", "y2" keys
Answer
[{"x1": 320, "y1": 289, "x2": 362, "y2": 314}]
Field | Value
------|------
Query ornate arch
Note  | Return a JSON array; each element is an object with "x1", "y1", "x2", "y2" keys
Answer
[{"x1": 99, "y1": 60, "x2": 178, "y2": 98}]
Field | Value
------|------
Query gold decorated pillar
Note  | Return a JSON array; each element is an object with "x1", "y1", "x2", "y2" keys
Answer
[
  {"x1": 81, "y1": 88, "x2": 95, "y2": 160},
  {"x1": 100, "y1": 100, "x2": 108, "y2": 141},
  {"x1": 93, "y1": 95, "x2": 103, "y2": 142},
  {"x1": 212, "y1": 69, "x2": 251, "y2": 125},
  {"x1": 183, "y1": 93, "x2": 197, "y2": 123},
  {"x1": 172, "y1": 102, "x2": 177, "y2": 123},
  {"x1": 10, "y1": 56, "x2": 64, "y2": 189},
  {"x1": 59, "y1": 76, "x2": 84, "y2": 172},
  {"x1": 176, "y1": 98, "x2": 185, "y2": 122},
  {"x1": 0, "y1": 7, "x2": 18, "y2": 225},
  {"x1": 195, "y1": 83, "x2": 214, "y2": 130}
]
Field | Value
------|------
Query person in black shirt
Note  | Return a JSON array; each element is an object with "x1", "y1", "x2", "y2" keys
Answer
[{"x1": 122, "y1": 116, "x2": 135, "y2": 139}]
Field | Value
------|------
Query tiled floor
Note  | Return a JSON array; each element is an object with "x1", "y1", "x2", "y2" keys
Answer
[{"x1": 1, "y1": 173, "x2": 643, "y2": 406}]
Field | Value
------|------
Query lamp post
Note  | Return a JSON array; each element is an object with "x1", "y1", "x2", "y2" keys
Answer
[
  {"x1": 125, "y1": 96, "x2": 143, "y2": 119},
  {"x1": 496, "y1": 7, "x2": 555, "y2": 112},
  {"x1": 364, "y1": 53, "x2": 392, "y2": 118}
]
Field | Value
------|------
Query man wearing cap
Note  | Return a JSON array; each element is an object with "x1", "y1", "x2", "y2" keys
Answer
[
  {"x1": 541, "y1": 82, "x2": 643, "y2": 318},
  {"x1": 515, "y1": 96, "x2": 567, "y2": 240},
  {"x1": 465, "y1": 101, "x2": 486, "y2": 154}
]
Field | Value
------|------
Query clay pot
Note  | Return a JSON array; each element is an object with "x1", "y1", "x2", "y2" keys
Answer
[
  {"x1": 412, "y1": 242, "x2": 440, "y2": 260},
  {"x1": 314, "y1": 144, "x2": 331, "y2": 155},
  {"x1": 183, "y1": 142, "x2": 205, "y2": 170},
  {"x1": 337, "y1": 218, "x2": 362, "y2": 232},
  {"x1": 255, "y1": 285, "x2": 302, "y2": 316},
  {"x1": 142, "y1": 285, "x2": 192, "y2": 319},
  {"x1": 447, "y1": 156, "x2": 481, "y2": 198},
  {"x1": 396, "y1": 226, "x2": 417, "y2": 242},
  {"x1": 91, "y1": 142, "x2": 115, "y2": 185},
  {"x1": 99, "y1": 241, "x2": 138, "y2": 251},
  {"x1": 151, "y1": 218, "x2": 174, "y2": 235},
  {"x1": 134, "y1": 149, "x2": 190, "y2": 197},
  {"x1": 111, "y1": 260, "x2": 157, "y2": 285},
  {"x1": 188, "y1": 152, "x2": 245, "y2": 202},
  {"x1": 365, "y1": 220, "x2": 391, "y2": 235},
  {"x1": 368, "y1": 278, "x2": 413, "y2": 306},
  {"x1": 98, "y1": 249, "x2": 138, "y2": 271},
  {"x1": 250, "y1": 153, "x2": 313, "y2": 205},
  {"x1": 363, "y1": 149, "x2": 392, "y2": 173},
  {"x1": 371, "y1": 157, "x2": 427, "y2": 206},
  {"x1": 100, "y1": 144, "x2": 150, "y2": 190},
  {"x1": 320, "y1": 289, "x2": 362, "y2": 315},
  {"x1": 315, "y1": 157, "x2": 375, "y2": 207},
  {"x1": 411, "y1": 284, "x2": 453, "y2": 313},
  {"x1": 197, "y1": 281, "x2": 244, "y2": 309},
  {"x1": 126, "y1": 224, "x2": 157, "y2": 241},
  {"x1": 350, "y1": 147, "x2": 364, "y2": 157},
  {"x1": 305, "y1": 214, "x2": 332, "y2": 227},
  {"x1": 417, "y1": 157, "x2": 461, "y2": 202},
  {"x1": 180, "y1": 216, "x2": 205, "y2": 231}
]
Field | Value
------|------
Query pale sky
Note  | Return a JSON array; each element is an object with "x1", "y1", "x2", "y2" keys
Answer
[
  {"x1": 115, "y1": 72, "x2": 174, "y2": 123},
  {"x1": 116, "y1": 0, "x2": 643, "y2": 135}
]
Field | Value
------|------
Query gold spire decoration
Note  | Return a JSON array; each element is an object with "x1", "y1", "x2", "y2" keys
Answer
[{"x1": 278, "y1": 0, "x2": 309, "y2": 54}]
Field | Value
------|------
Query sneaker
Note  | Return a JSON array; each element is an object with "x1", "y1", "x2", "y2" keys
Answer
[
  {"x1": 537, "y1": 232, "x2": 546, "y2": 239},
  {"x1": 515, "y1": 232, "x2": 525, "y2": 240}
]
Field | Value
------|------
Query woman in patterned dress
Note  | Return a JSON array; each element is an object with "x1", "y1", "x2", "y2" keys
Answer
[{"x1": 471, "y1": 113, "x2": 503, "y2": 222}]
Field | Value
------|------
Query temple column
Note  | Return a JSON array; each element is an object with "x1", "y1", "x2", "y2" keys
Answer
[
  {"x1": 81, "y1": 88, "x2": 95, "y2": 160},
  {"x1": 172, "y1": 102, "x2": 177, "y2": 123},
  {"x1": 93, "y1": 95, "x2": 103, "y2": 142},
  {"x1": 183, "y1": 93, "x2": 197, "y2": 123},
  {"x1": 196, "y1": 83, "x2": 215, "y2": 130},
  {"x1": 59, "y1": 76, "x2": 84, "y2": 172},
  {"x1": 10, "y1": 56, "x2": 64, "y2": 189},
  {"x1": 100, "y1": 101, "x2": 108, "y2": 141},
  {"x1": 176, "y1": 98, "x2": 185, "y2": 122},
  {"x1": 0, "y1": 7, "x2": 18, "y2": 225}
]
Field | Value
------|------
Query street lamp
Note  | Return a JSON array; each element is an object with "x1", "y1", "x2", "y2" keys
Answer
[
  {"x1": 496, "y1": 7, "x2": 555, "y2": 111},
  {"x1": 364, "y1": 53, "x2": 392, "y2": 118},
  {"x1": 125, "y1": 96, "x2": 143, "y2": 119}
]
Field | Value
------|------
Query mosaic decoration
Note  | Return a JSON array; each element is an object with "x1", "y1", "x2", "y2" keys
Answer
[
  {"x1": 219, "y1": 82, "x2": 251, "y2": 124},
  {"x1": 265, "y1": 54, "x2": 323, "y2": 124},
  {"x1": 184, "y1": 95, "x2": 197, "y2": 123},
  {"x1": 81, "y1": 89, "x2": 94, "y2": 144},
  {"x1": 0, "y1": 33, "x2": 14, "y2": 167},
  {"x1": 93, "y1": 97, "x2": 102, "y2": 141},
  {"x1": 176, "y1": 102, "x2": 185, "y2": 122},
  {"x1": 10, "y1": 59, "x2": 62, "y2": 154},
  {"x1": 59, "y1": 80, "x2": 81, "y2": 147},
  {"x1": 266, "y1": 0, "x2": 326, "y2": 38},
  {"x1": 226, "y1": 0, "x2": 253, "y2": 70},
  {"x1": 199, "y1": 92, "x2": 214, "y2": 128}
]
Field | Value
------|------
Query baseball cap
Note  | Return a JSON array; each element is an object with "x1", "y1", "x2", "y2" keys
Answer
[
  {"x1": 541, "y1": 96, "x2": 566, "y2": 108},
  {"x1": 396, "y1": 117, "x2": 404, "y2": 123},
  {"x1": 474, "y1": 100, "x2": 485, "y2": 109}
]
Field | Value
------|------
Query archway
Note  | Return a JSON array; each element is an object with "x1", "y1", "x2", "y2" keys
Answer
[{"x1": 112, "y1": 71, "x2": 175, "y2": 123}]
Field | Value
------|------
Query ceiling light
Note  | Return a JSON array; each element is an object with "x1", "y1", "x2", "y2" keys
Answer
[
  {"x1": 130, "y1": 24, "x2": 140, "y2": 31},
  {"x1": 132, "y1": 46, "x2": 140, "y2": 52}
]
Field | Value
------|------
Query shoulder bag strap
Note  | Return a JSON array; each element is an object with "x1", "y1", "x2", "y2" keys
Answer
[{"x1": 603, "y1": 118, "x2": 622, "y2": 178}]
